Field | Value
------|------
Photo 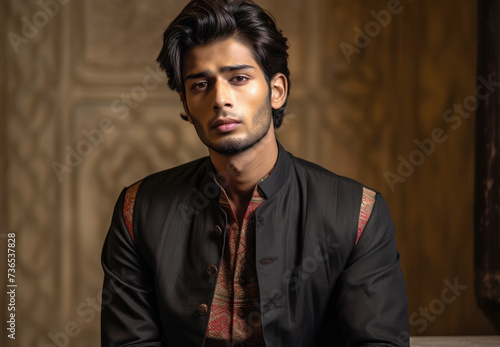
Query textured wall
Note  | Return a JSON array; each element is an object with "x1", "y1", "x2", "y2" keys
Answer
[
  {"x1": 0, "y1": 0, "x2": 8, "y2": 342},
  {"x1": 1, "y1": 0, "x2": 495, "y2": 346}
]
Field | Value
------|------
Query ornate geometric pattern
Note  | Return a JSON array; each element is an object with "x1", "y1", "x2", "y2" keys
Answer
[
  {"x1": 205, "y1": 183, "x2": 269, "y2": 345},
  {"x1": 5, "y1": 1, "x2": 60, "y2": 346},
  {"x1": 123, "y1": 181, "x2": 142, "y2": 242},
  {"x1": 356, "y1": 187, "x2": 376, "y2": 245}
]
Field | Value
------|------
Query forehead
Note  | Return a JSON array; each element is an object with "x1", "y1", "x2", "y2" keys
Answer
[{"x1": 182, "y1": 38, "x2": 260, "y2": 76}]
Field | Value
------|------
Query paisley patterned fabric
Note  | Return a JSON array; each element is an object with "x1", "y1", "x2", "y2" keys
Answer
[
  {"x1": 356, "y1": 187, "x2": 376, "y2": 245},
  {"x1": 205, "y1": 182, "x2": 269, "y2": 345},
  {"x1": 123, "y1": 181, "x2": 142, "y2": 242}
]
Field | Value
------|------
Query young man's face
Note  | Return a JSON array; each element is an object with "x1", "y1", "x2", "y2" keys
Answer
[{"x1": 181, "y1": 37, "x2": 276, "y2": 155}]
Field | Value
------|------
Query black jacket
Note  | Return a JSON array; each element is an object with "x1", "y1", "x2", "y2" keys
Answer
[{"x1": 101, "y1": 143, "x2": 409, "y2": 346}]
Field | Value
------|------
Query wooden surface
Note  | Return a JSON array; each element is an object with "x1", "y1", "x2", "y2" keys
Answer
[{"x1": 411, "y1": 335, "x2": 500, "y2": 346}]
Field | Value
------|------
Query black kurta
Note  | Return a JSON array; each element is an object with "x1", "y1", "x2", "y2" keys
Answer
[{"x1": 101, "y1": 142, "x2": 409, "y2": 346}]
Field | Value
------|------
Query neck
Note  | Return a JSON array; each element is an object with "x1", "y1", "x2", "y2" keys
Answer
[{"x1": 209, "y1": 128, "x2": 278, "y2": 200}]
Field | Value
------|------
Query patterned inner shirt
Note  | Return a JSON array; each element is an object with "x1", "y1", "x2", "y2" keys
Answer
[{"x1": 205, "y1": 175, "x2": 271, "y2": 346}]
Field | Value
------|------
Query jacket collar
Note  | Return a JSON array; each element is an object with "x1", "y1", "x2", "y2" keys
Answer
[
  {"x1": 257, "y1": 140, "x2": 290, "y2": 199},
  {"x1": 206, "y1": 140, "x2": 291, "y2": 200}
]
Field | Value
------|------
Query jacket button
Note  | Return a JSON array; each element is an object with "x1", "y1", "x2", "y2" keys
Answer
[
  {"x1": 237, "y1": 308, "x2": 246, "y2": 318},
  {"x1": 198, "y1": 304, "x2": 208, "y2": 316},
  {"x1": 207, "y1": 265, "x2": 218, "y2": 276},
  {"x1": 239, "y1": 277, "x2": 247, "y2": 285},
  {"x1": 215, "y1": 225, "x2": 223, "y2": 236},
  {"x1": 260, "y1": 258, "x2": 274, "y2": 265}
]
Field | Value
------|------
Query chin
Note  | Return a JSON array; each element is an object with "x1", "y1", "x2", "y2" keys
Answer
[
  {"x1": 208, "y1": 139, "x2": 255, "y2": 155},
  {"x1": 200, "y1": 119, "x2": 272, "y2": 155}
]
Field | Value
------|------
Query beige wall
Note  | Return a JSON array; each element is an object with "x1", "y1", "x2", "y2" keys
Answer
[{"x1": 2, "y1": 0, "x2": 495, "y2": 346}]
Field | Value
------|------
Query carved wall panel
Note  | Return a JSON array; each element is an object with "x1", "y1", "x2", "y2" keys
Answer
[
  {"x1": 4, "y1": 0, "x2": 62, "y2": 345},
  {"x1": 2, "y1": 0, "x2": 495, "y2": 346}
]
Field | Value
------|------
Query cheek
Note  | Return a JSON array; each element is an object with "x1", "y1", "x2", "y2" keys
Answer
[
  {"x1": 246, "y1": 83, "x2": 267, "y2": 99},
  {"x1": 186, "y1": 96, "x2": 209, "y2": 116},
  {"x1": 240, "y1": 83, "x2": 269, "y2": 109},
  {"x1": 191, "y1": 117, "x2": 207, "y2": 136}
]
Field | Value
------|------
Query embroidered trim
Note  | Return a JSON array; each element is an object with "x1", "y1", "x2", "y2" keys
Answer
[
  {"x1": 206, "y1": 182, "x2": 266, "y2": 344},
  {"x1": 356, "y1": 187, "x2": 376, "y2": 245},
  {"x1": 123, "y1": 181, "x2": 141, "y2": 243}
]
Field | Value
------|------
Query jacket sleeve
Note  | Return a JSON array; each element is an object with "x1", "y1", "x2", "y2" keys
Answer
[
  {"x1": 336, "y1": 193, "x2": 409, "y2": 347},
  {"x1": 101, "y1": 188, "x2": 162, "y2": 346}
]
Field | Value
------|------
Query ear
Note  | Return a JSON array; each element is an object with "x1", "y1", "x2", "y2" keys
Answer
[
  {"x1": 179, "y1": 92, "x2": 193, "y2": 124},
  {"x1": 270, "y1": 73, "x2": 288, "y2": 110}
]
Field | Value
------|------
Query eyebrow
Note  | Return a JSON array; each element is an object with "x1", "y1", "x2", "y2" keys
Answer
[{"x1": 184, "y1": 64, "x2": 255, "y2": 81}]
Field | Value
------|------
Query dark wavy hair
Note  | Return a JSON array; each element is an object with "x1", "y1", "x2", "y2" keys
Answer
[{"x1": 156, "y1": 0, "x2": 290, "y2": 128}]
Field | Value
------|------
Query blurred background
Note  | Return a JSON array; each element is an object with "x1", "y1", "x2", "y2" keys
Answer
[{"x1": 1, "y1": 0, "x2": 497, "y2": 346}]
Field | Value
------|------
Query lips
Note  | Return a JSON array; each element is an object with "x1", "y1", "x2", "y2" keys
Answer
[{"x1": 211, "y1": 117, "x2": 241, "y2": 133}]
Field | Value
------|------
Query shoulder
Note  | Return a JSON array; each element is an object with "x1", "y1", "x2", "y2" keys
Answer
[
  {"x1": 120, "y1": 156, "x2": 212, "y2": 241},
  {"x1": 286, "y1": 152, "x2": 381, "y2": 242},
  {"x1": 121, "y1": 156, "x2": 212, "y2": 215},
  {"x1": 124, "y1": 156, "x2": 211, "y2": 195},
  {"x1": 287, "y1": 151, "x2": 375, "y2": 196},
  {"x1": 136, "y1": 156, "x2": 210, "y2": 187}
]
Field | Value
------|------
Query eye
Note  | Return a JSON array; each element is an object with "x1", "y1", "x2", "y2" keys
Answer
[
  {"x1": 191, "y1": 81, "x2": 209, "y2": 91},
  {"x1": 230, "y1": 75, "x2": 249, "y2": 84}
]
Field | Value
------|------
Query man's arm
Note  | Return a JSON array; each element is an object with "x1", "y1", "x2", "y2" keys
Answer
[
  {"x1": 336, "y1": 193, "x2": 409, "y2": 347},
  {"x1": 101, "y1": 188, "x2": 162, "y2": 346}
]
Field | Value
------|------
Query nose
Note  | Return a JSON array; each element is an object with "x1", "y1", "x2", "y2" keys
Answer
[{"x1": 212, "y1": 80, "x2": 233, "y2": 111}]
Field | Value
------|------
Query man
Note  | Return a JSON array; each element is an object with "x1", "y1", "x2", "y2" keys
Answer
[{"x1": 101, "y1": 0, "x2": 409, "y2": 346}]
